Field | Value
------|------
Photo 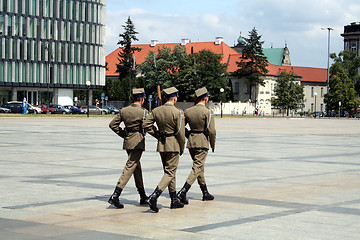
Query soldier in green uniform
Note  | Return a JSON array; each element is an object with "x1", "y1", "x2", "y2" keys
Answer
[
  {"x1": 177, "y1": 87, "x2": 216, "y2": 204},
  {"x1": 142, "y1": 87, "x2": 186, "y2": 212},
  {"x1": 108, "y1": 88, "x2": 148, "y2": 208}
]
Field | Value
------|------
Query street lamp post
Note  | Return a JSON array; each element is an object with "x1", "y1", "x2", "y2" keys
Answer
[
  {"x1": 321, "y1": 27, "x2": 333, "y2": 117},
  {"x1": 314, "y1": 92, "x2": 317, "y2": 118},
  {"x1": 86, "y1": 81, "x2": 91, "y2": 118},
  {"x1": 220, "y1": 88, "x2": 224, "y2": 118}
]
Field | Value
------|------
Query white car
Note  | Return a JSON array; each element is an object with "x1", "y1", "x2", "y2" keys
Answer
[
  {"x1": 0, "y1": 106, "x2": 11, "y2": 113},
  {"x1": 28, "y1": 104, "x2": 43, "y2": 114}
]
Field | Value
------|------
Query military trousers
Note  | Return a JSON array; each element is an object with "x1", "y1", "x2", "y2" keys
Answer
[
  {"x1": 185, "y1": 148, "x2": 208, "y2": 186},
  {"x1": 157, "y1": 152, "x2": 180, "y2": 192},
  {"x1": 116, "y1": 149, "x2": 144, "y2": 189}
]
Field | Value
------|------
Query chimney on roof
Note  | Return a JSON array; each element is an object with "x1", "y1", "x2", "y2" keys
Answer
[
  {"x1": 215, "y1": 37, "x2": 223, "y2": 45},
  {"x1": 150, "y1": 40, "x2": 158, "y2": 47},
  {"x1": 181, "y1": 38, "x2": 190, "y2": 46}
]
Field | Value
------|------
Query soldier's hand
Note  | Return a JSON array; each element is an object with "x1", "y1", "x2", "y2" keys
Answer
[{"x1": 154, "y1": 131, "x2": 161, "y2": 140}]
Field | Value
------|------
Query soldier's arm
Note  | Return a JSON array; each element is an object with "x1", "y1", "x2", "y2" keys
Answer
[
  {"x1": 142, "y1": 112, "x2": 159, "y2": 139},
  {"x1": 109, "y1": 113, "x2": 126, "y2": 138},
  {"x1": 184, "y1": 112, "x2": 190, "y2": 139},
  {"x1": 206, "y1": 110, "x2": 216, "y2": 152},
  {"x1": 175, "y1": 110, "x2": 186, "y2": 155}
]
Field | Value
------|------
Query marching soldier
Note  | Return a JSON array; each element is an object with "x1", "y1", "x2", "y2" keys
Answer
[
  {"x1": 177, "y1": 87, "x2": 216, "y2": 204},
  {"x1": 108, "y1": 88, "x2": 148, "y2": 208},
  {"x1": 142, "y1": 87, "x2": 186, "y2": 212}
]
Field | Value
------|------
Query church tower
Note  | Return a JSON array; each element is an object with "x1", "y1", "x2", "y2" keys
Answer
[{"x1": 282, "y1": 44, "x2": 291, "y2": 66}]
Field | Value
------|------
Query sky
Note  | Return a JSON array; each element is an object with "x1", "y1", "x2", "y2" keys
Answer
[{"x1": 104, "y1": 0, "x2": 360, "y2": 69}]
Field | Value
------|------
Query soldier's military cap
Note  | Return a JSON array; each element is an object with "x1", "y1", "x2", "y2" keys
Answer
[
  {"x1": 163, "y1": 86, "x2": 178, "y2": 97},
  {"x1": 195, "y1": 87, "x2": 209, "y2": 99},
  {"x1": 132, "y1": 88, "x2": 145, "y2": 98}
]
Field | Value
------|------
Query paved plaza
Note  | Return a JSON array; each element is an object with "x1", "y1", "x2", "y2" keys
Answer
[{"x1": 0, "y1": 116, "x2": 360, "y2": 239}]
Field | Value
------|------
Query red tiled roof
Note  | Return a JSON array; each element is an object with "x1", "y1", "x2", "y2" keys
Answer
[
  {"x1": 267, "y1": 64, "x2": 327, "y2": 83},
  {"x1": 106, "y1": 41, "x2": 327, "y2": 83},
  {"x1": 227, "y1": 54, "x2": 327, "y2": 83},
  {"x1": 106, "y1": 41, "x2": 239, "y2": 77}
]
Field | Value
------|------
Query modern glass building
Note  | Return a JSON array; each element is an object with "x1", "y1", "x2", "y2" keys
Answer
[{"x1": 0, "y1": 0, "x2": 106, "y2": 105}]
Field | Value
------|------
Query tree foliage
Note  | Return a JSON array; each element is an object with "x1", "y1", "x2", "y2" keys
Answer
[
  {"x1": 329, "y1": 50, "x2": 360, "y2": 96},
  {"x1": 140, "y1": 45, "x2": 186, "y2": 101},
  {"x1": 177, "y1": 50, "x2": 229, "y2": 101},
  {"x1": 140, "y1": 47, "x2": 229, "y2": 102},
  {"x1": 272, "y1": 71, "x2": 304, "y2": 115},
  {"x1": 116, "y1": 17, "x2": 141, "y2": 100},
  {"x1": 232, "y1": 27, "x2": 268, "y2": 101},
  {"x1": 324, "y1": 54, "x2": 358, "y2": 111}
]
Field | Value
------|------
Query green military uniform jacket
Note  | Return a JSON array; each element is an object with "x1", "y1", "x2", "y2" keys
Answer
[
  {"x1": 185, "y1": 103, "x2": 216, "y2": 150},
  {"x1": 109, "y1": 103, "x2": 148, "y2": 150},
  {"x1": 142, "y1": 102, "x2": 185, "y2": 154}
]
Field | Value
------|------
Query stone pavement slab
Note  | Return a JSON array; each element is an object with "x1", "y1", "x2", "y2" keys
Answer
[{"x1": 0, "y1": 116, "x2": 360, "y2": 239}]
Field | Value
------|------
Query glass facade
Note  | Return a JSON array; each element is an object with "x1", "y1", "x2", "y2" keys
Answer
[{"x1": 0, "y1": 0, "x2": 106, "y2": 104}]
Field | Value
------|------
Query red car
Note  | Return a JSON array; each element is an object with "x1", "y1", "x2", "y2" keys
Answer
[{"x1": 36, "y1": 105, "x2": 58, "y2": 114}]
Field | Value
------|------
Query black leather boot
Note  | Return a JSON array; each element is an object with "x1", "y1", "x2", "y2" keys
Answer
[
  {"x1": 200, "y1": 184, "x2": 214, "y2": 201},
  {"x1": 108, "y1": 186, "x2": 124, "y2": 208},
  {"x1": 170, "y1": 191, "x2": 184, "y2": 209},
  {"x1": 137, "y1": 187, "x2": 148, "y2": 205},
  {"x1": 177, "y1": 182, "x2": 191, "y2": 204},
  {"x1": 146, "y1": 187, "x2": 162, "y2": 212}
]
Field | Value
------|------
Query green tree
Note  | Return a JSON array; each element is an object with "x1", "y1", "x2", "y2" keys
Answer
[
  {"x1": 232, "y1": 27, "x2": 268, "y2": 102},
  {"x1": 116, "y1": 17, "x2": 141, "y2": 100},
  {"x1": 330, "y1": 50, "x2": 360, "y2": 96},
  {"x1": 140, "y1": 45, "x2": 186, "y2": 101},
  {"x1": 324, "y1": 63, "x2": 358, "y2": 111},
  {"x1": 182, "y1": 50, "x2": 228, "y2": 102},
  {"x1": 140, "y1": 47, "x2": 228, "y2": 102},
  {"x1": 272, "y1": 71, "x2": 304, "y2": 116}
]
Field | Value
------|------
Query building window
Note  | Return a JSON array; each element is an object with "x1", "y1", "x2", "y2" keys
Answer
[
  {"x1": 234, "y1": 82, "x2": 239, "y2": 94},
  {"x1": 321, "y1": 87, "x2": 323, "y2": 97},
  {"x1": 311, "y1": 87, "x2": 314, "y2": 97},
  {"x1": 246, "y1": 84, "x2": 250, "y2": 94},
  {"x1": 351, "y1": 44, "x2": 357, "y2": 52},
  {"x1": 311, "y1": 103, "x2": 314, "y2": 113}
]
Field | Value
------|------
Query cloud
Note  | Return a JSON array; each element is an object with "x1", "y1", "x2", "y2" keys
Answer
[{"x1": 105, "y1": 0, "x2": 360, "y2": 68}]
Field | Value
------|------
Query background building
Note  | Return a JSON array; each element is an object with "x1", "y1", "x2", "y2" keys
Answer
[
  {"x1": 0, "y1": 0, "x2": 106, "y2": 106},
  {"x1": 106, "y1": 38, "x2": 327, "y2": 115},
  {"x1": 341, "y1": 22, "x2": 360, "y2": 54}
]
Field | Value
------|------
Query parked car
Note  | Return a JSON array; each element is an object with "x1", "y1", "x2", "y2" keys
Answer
[
  {"x1": 102, "y1": 106, "x2": 120, "y2": 115},
  {"x1": 36, "y1": 105, "x2": 58, "y2": 114},
  {"x1": 81, "y1": 106, "x2": 109, "y2": 115},
  {"x1": 1, "y1": 102, "x2": 35, "y2": 114},
  {"x1": 335, "y1": 111, "x2": 348, "y2": 118},
  {"x1": 63, "y1": 105, "x2": 86, "y2": 114},
  {"x1": 312, "y1": 111, "x2": 324, "y2": 118},
  {"x1": 324, "y1": 110, "x2": 336, "y2": 117},
  {"x1": 348, "y1": 108, "x2": 360, "y2": 118},
  {"x1": 28, "y1": 104, "x2": 42, "y2": 114},
  {"x1": 49, "y1": 104, "x2": 71, "y2": 114},
  {"x1": 0, "y1": 106, "x2": 11, "y2": 113}
]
